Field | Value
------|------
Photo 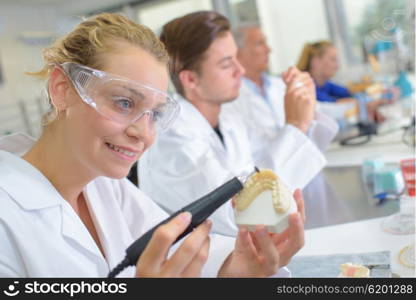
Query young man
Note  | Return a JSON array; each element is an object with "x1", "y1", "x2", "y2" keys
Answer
[
  {"x1": 139, "y1": 12, "x2": 312, "y2": 239},
  {"x1": 225, "y1": 25, "x2": 340, "y2": 227}
]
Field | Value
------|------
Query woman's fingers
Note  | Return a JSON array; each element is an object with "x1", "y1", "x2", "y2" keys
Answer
[
  {"x1": 293, "y1": 189, "x2": 306, "y2": 223},
  {"x1": 231, "y1": 196, "x2": 237, "y2": 208},
  {"x1": 137, "y1": 212, "x2": 192, "y2": 276},
  {"x1": 289, "y1": 213, "x2": 305, "y2": 253},
  {"x1": 180, "y1": 234, "x2": 211, "y2": 277},
  {"x1": 277, "y1": 213, "x2": 305, "y2": 266},
  {"x1": 271, "y1": 228, "x2": 289, "y2": 246},
  {"x1": 251, "y1": 226, "x2": 280, "y2": 275},
  {"x1": 162, "y1": 220, "x2": 212, "y2": 276},
  {"x1": 236, "y1": 227, "x2": 258, "y2": 258}
]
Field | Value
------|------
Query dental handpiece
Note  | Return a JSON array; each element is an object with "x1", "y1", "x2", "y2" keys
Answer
[{"x1": 108, "y1": 167, "x2": 259, "y2": 278}]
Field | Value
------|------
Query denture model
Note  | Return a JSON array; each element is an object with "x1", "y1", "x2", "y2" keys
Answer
[
  {"x1": 338, "y1": 263, "x2": 370, "y2": 278},
  {"x1": 234, "y1": 169, "x2": 297, "y2": 233}
]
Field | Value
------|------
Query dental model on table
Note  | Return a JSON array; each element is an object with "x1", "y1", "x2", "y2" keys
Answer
[{"x1": 338, "y1": 263, "x2": 370, "y2": 278}]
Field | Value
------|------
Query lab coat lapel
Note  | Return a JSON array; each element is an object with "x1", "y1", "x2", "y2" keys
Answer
[
  {"x1": 216, "y1": 122, "x2": 233, "y2": 167},
  {"x1": 83, "y1": 180, "x2": 134, "y2": 272},
  {"x1": 0, "y1": 134, "x2": 110, "y2": 275},
  {"x1": 60, "y1": 199, "x2": 108, "y2": 266},
  {"x1": 0, "y1": 134, "x2": 105, "y2": 260},
  {"x1": 177, "y1": 95, "x2": 229, "y2": 163},
  {"x1": 210, "y1": 131, "x2": 227, "y2": 160},
  {"x1": 219, "y1": 117, "x2": 255, "y2": 175}
]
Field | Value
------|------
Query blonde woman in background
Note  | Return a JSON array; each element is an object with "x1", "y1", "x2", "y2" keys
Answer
[
  {"x1": 0, "y1": 13, "x2": 299, "y2": 278},
  {"x1": 297, "y1": 41, "x2": 388, "y2": 122}
]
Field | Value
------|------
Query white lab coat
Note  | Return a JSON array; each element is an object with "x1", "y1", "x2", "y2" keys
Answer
[
  {"x1": 139, "y1": 96, "x2": 250, "y2": 236},
  {"x1": 139, "y1": 91, "x2": 335, "y2": 236},
  {"x1": 221, "y1": 75, "x2": 340, "y2": 228},
  {"x1": 222, "y1": 75, "x2": 339, "y2": 165},
  {"x1": 0, "y1": 133, "x2": 275, "y2": 278}
]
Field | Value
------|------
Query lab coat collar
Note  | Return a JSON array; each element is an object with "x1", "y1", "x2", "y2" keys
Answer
[
  {"x1": 173, "y1": 94, "x2": 225, "y2": 138},
  {"x1": 82, "y1": 180, "x2": 133, "y2": 271},
  {"x1": 0, "y1": 133, "x2": 109, "y2": 265},
  {"x1": 0, "y1": 133, "x2": 64, "y2": 210},
  {"x1": 59, "y1": 198, "x2": 108, "y2": 268},
  {"x1": 173, "y1": 94, "x2": 238, "y2": 153},
  {"x1": 242, "y1": 73, "x2": 272, "y2": 96}
]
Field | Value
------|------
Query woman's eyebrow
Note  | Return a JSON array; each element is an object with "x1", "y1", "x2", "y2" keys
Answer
[{"x1": 119, "y1": 85, "x2": 146, "y2": 100}]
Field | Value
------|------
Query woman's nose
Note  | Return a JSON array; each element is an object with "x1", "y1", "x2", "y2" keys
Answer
[{"x1": 126, "y1": 112, "x2": 156, "y2": 143}]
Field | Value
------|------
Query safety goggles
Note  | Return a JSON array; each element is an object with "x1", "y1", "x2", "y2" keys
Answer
[{"x1": 60, "y1": 62, "x2": 179, "y2": 131}]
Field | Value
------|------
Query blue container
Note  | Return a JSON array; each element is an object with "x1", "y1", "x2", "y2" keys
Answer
[{"x1": 394, "y1": 71, "x2": 413, "y2": 98}]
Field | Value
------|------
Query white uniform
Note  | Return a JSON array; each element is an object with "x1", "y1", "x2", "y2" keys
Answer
[
  {"x1": 222, "y1": 75, "x2": 340, "y2": 228},
  {"x1": 139, "y1": 96, "x2": 252, "y2": 236},
  {"x1": 0, "y1": 133, "x2": 281, "y2": 278},
  {"x1": 222, "y1": 75, "x2": 338, "y2": 162},
  {"x1": 139, "y1": 89, "x2": 336, "y2": 236}
]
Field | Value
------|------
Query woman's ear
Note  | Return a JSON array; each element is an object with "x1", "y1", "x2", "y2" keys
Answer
[
  {"x1": 179, "y1": 69, "x2": 200, "y2": 91},
  {"x1": 48, "y1": 67, "x2": 73, "y2": 111}
]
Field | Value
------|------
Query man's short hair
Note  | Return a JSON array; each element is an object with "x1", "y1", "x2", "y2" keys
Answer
[{"x1": 160, "y1": 11, "x2": 230, "y2": 96}]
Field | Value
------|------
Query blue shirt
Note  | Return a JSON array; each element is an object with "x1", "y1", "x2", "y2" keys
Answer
[{"x1": 316, "y1": 81, "x2": 352, "y2": 103}]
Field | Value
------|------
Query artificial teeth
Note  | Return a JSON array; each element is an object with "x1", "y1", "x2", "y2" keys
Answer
[{"x1": 235, "y1": 169, "x2": 291, "y2": 214}]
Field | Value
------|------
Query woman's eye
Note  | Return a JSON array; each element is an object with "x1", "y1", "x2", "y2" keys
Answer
[
  {"x1": 114, "y1": 98, "x2": 134, "y2": 111},
  {"x1": 152, "y1": 110, "x2": 163, "y2": 122}
]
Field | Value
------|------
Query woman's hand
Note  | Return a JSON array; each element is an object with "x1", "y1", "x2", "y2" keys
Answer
[
  {"x1": 218, "y1": 225, "x2": 281, "y2": 277},
  {"x1": 270, "y1": 189, "x2": 305, "y2": 267},
  {"x1": 136, "y1": 212, "x2": 212, "y2": 277},
  {"x1": 218, "y1": 189, "x2": 305, "y2": 277}
]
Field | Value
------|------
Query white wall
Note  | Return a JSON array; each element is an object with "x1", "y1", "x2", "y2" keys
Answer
[
  {"x1": 0, "y1": 4, "x2": 70, "y2": 136},
  {"x1": 0, "y1": 0, "x2": 216, "y2": 136},
  {"x1": 137, "y1": 0, "x2": 213, "y2": 34},
  {"x1": 0, "y1": 5, "x2": 56, "y2": 102},
  {"x1": 256, "y1": 0, "x2": 330, "y2": 75}
]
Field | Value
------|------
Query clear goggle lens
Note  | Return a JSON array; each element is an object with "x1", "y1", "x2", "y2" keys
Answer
[{"x1": 61, "y1": 62, "x2": 179, "y2": 131}]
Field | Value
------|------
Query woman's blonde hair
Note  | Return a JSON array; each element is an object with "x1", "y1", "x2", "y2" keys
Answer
[
  {"x1": 296, "y1": 40, "x2": 333, "y2": 72},
  {"x1": 30, "y1": 13, "x2": 169, "y2": 126}
]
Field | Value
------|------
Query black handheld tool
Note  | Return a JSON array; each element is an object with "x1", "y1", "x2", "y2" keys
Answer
[
  {"x1": 340, "y1": 121, "x2": 378, "y2": 146},
  {"x1": 108, "y1": 167, "x2": 259, "y2": 278}
]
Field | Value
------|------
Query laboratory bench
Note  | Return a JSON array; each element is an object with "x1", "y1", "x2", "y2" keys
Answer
[{"x1": 309, "y1": 107, "x2": 415, "y2": 229}]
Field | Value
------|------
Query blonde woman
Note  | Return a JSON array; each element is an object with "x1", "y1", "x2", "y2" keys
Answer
[
  {"x1": 0, "y1": 13, "x2": 302, "y2": 278},
  {"x1": 297, "y1": 41, "x2": 356, "y2": 104},
  {"x1": 297, "y1": 41, "x2": 390, "y2": 122}
]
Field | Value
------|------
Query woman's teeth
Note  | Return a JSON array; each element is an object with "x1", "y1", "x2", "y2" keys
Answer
[{"x1": 106, "y1": 143, "x2": 135, "y2": 157}]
